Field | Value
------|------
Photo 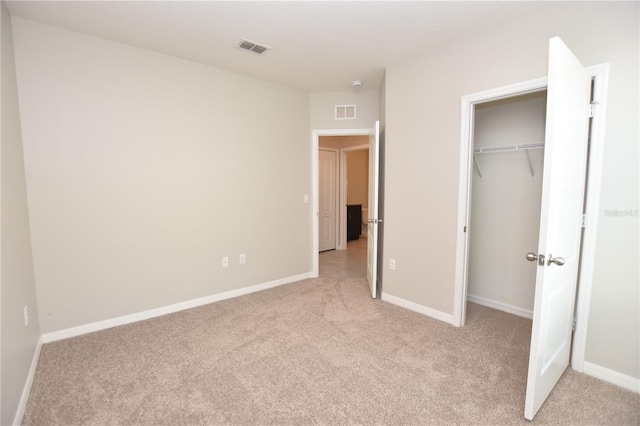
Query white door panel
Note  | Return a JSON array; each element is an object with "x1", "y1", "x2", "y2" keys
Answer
[
  {"x1": 319, "y1": 150, "x2": 337, "y2": 252},
  {"x1": 524, "y1": 37, "x2": 591, "y2": 420}
]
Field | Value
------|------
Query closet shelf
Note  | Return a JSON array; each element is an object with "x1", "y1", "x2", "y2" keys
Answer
[{"x1": 473, "y1": 142, "x2": 544, "y2": 179}]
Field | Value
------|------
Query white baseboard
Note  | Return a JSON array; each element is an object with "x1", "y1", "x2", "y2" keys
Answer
[
  {"x1": 42, "y1": 272, "x2": 313, "y2": 343},
  {"x1": 583, "y1": 361, "x2": 640, "y2": 394},
  {"x1": 14, "y1": 336, "x2": 43, "y2": 426},
  {"x1": 381, "y1": 292, "x2": 453, "y2": 325},
  {"x1": 467, "y1": 294, "x2": 533, "y2": 319}
]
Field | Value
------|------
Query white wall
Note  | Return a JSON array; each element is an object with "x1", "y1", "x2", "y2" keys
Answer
[
  {"x1": 384, "y1": 2, "x2": 638, "y2": 380},
  {"x1": 0, "y1": 4, "x2": 41, "y2": 424},
  {"x1": 11, "y1": 17, "x2": 311, "y2": 334},
  {"x1": 346, "y1": 150, "x2": 368, "y2": 208},
  {"x1": 468, "y1": 92, "x2": 546, "y2": 315},
  {"x1": 310, "y1": 90, "x2": 379, "y2": 130}
]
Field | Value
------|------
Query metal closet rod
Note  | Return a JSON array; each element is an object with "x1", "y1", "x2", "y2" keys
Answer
[{"x1": 473, "y1": 142, "x2": 545, "y2": 179}]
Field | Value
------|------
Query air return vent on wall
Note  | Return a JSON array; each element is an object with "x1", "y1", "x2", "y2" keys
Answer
[
  {"x1": 335, "y1": 105, "x2": 356, "y2": 120},
  {"x1": 237, "y1": 38, "x2": 272, "y2": 55}
]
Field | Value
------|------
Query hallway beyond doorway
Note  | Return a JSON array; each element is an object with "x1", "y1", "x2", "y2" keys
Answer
[{"x1": 319, "y1": 237, "x2": 366, "y2": 279}]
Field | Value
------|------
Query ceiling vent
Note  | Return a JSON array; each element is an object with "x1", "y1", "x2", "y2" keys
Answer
[{"x1": 237, "y1": 38, "x2": 271, "y2": 55}]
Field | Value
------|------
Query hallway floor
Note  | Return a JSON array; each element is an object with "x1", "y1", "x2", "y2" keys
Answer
[{"x1": 318, "y1": 236, "x2": 367, "y2": 279}]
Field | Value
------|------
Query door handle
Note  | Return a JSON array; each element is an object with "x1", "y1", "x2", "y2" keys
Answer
[
  {"x1": 526, "y1": 252, "x2": 545, "y2": 266},
  {"x1": 547, "y1": 254, "x2": 565, "y2": 266},
  {"x1": 527, "y1": 252, "x2": 564, "y2": 266}
]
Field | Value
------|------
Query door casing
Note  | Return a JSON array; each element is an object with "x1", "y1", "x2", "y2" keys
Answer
[{"x1": 453, "y1": 63, "x2": 609, "y2": 373}]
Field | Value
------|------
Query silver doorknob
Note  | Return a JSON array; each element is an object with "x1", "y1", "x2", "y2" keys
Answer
[
  {"x1": 547, "y1": 254, "x2": 565, "y2": 266},
  {"x1": 526, "y1": 252, "x2": 545, "y2": 265},
  {"x1": 368, "y1": 219, "x2": 374, "y2": 223}
]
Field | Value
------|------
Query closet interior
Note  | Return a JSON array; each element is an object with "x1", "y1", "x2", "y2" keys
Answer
[{"x1": 467, "y1": 90, "x2": 547, "y2": 319}]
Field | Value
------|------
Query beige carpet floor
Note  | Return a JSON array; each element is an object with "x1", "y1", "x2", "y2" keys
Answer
[{"x1": 23, "y1": 245, "x2": 639, "y2": 424}]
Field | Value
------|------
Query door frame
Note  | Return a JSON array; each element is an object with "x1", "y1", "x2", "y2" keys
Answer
[
  {"x1": 339, "y1": 144, "x2": 370, "y2": 249},
  {"x1": 311, "y1": 128, "x2": 375, "y2": 277},
  {"x1": 453, "y1": 63, "x2": 609, "y2": 372}
]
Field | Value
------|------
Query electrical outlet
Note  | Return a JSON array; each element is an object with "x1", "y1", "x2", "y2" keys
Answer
[
  {"x1": 222, "y1": 256, "x2": 229, "y2": 267},
  {"x1": 24, "y1": 305, "x2": 29, "y2": 327},
  {"x1": 389, "y1": 259, "x2": 396, "y2": 270},
  {"x1": 239, "y1": 253, "x2": 246, "y2": 264},
  {"x1": 303, "y1": 194, "x2": 309, "y2": 203}
]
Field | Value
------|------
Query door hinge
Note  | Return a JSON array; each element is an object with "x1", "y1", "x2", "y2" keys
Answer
[
  {"x1": 589, "y1": 101, "x2": 598, "y2": 118},
  {"x1": 572, "y1": 317, "x2": 577, "y2": 331},
  {"x1": 581, "y1": 213, "x2": 587, "y2": 228}
]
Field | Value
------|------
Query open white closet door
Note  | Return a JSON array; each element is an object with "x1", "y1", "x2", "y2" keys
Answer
[
  {"x1": 524, "y1": 37, "x2": 591, "y2": 420},
  {"x1": 366, "y1": 121, "x2": 380, "y2": 298}
]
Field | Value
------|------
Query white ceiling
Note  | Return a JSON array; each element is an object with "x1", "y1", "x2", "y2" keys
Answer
[{"x1": 5, "y1": 1, "x2": 551, "y2": 92}]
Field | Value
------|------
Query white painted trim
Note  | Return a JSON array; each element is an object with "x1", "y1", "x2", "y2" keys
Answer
[
  {"x1": 14, "y1": 336, "x2": 43, "y2": 426},
  {"x1": 467, "y1": 294, "x2": 533, "y2": 319},
  {"x1": 311, "y1": 131, "x2": 319, "y2": 277},
  {"x1": 381, "y1": 292, "x2": 454, "y2": 325},
  {"x1": 582, "y1": 361, "x2": 640, "y2": 394},
  {"x1": 339, "y1": 150, "x2": 347, "y2": 250},
  {"x1": 453, "y1": 95, "x2": 474, "y2": 327},
  {"x1": 311, "y1": 128, "x2": 373, "y2": 276},
  {"x1": 339, "y1": 144, "x2": 370, "y2": 249},
  {"x1": 571, "y1": 63, "x2": 609, "y2": 372},
  {"x1": 42, "y1": 272, "x2": 313, "y2": 343}
]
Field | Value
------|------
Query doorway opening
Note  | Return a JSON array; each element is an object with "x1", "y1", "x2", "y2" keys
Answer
[
  {"x1": 315, "y1": 135, "x2": 370, "y2": 288},
  {"x1": 318, "y1": 135, "x2": 369, "y2": 253},
  {"x1": 311, "y1": 127, "x2": 376, "y2": 281},
  {"x1": 466, "y1": 90, "x2": 547, "y2": 320}
]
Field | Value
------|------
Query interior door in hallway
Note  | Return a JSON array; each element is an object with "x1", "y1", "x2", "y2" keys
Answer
[
  {"x1": 524, "y1": 37, "x2": 591, "y2": 421},
  {"x1": 319, "y1": 149, "x2": 337, "y2": 252}
]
